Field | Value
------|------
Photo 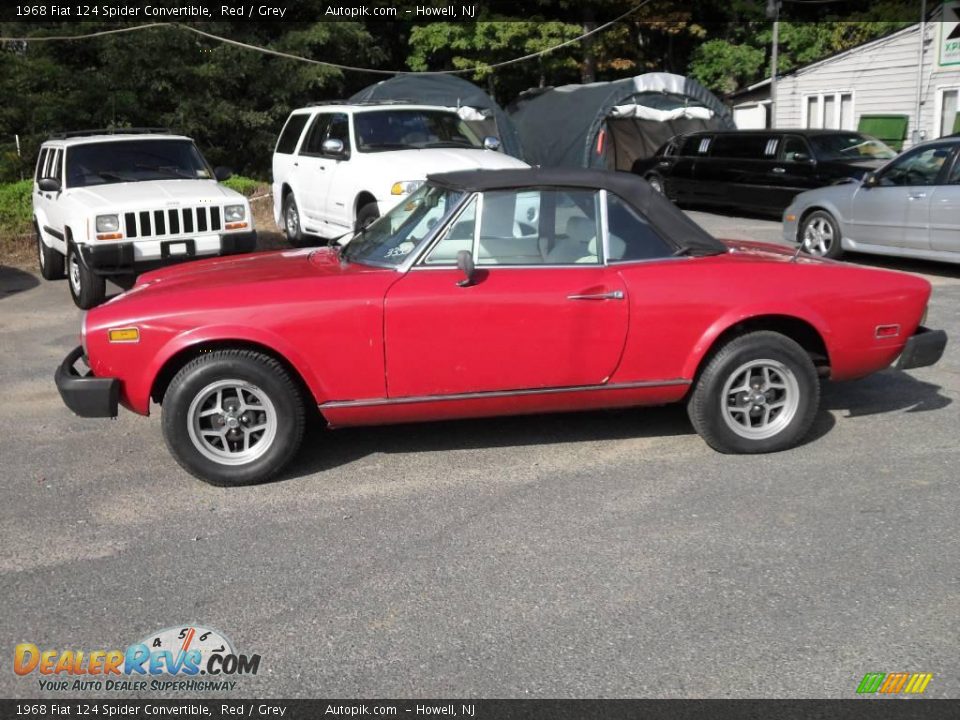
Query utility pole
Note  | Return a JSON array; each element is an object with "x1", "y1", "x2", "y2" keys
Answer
[
  {"x1": 913, "y1": 0, "x2": 927, "y2": 144},
  {"x1": 767, "y1": 0, "x2": 782, "y2": 129}
]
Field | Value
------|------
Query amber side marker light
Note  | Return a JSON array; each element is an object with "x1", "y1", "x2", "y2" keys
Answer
[
  {"x1": 225, "y1": 222, "x2": 248, "y2": 230},
  {"x1": 784, "y1": 214, "x2": 797, "y2": 222},
  {"x1": 108, "y1": 327, "x2": 140, "y2": 343},
  {"x1": 96, "y1": 233, "x2": 123, "y2": 240}
]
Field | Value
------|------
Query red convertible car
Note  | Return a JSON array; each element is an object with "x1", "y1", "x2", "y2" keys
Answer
[{"x1": 56, "y1": 168, "x2": 947, "y2": 485}]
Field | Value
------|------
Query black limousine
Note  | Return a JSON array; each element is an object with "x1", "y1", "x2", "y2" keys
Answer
[{"x1": 631, "y1": 129, "x2": 897, "y2": 215}]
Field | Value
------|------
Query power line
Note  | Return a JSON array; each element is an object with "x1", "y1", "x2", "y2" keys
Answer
[{"x1": 0, "y1": 2, "x2": 653, "y2": 76}]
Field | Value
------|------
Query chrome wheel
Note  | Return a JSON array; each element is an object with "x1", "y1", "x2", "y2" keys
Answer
[
  {"x1": 285, "y1": 202, "x2": 299, "y2": 237},
  {"x1": 802, "y1": 216, "x2": 835, "y2": 256},
  {"x1": 187, "y1": 379, "x2": 277, "y2": 466},
  {"x1": 68, "y1": 252, "x2": 81, "y2": 294},
  {"x1": 720, "y1": 359, "x2": 800, "y2": 441},
  {"x1": 38, "y1": 235, "x2": 45, "y2": 269}
]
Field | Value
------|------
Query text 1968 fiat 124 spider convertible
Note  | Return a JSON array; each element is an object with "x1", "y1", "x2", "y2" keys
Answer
[{"x1": 56, "y1": 168, "x2": 947, "y2": 485}]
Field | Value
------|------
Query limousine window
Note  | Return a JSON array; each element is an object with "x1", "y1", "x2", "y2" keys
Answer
[
  {"x1": 680, "y1": 135, "x2": 712, "y2": 156},
  {"x1": 808, "y1": 133, "x2": 896, "y2": 161},
  {"x1": 710, "y1": 134, "x2": 779, "y2": 159},
  {"x1": 782, "y1": 136, "x2": 811, "y2": 162}
]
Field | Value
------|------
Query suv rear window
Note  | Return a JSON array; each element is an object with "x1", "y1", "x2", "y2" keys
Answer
[{"x1": 276, "y1": 113, "x2": 311, "y2": 154}]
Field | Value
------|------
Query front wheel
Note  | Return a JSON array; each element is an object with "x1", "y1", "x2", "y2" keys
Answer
[
  {"x1": 688, "y1": 331, "x2": 819, "y2": 454},
  {"x1": 161, "y1": 350, "x2": 306, "y2": 486},
  {"x1": 67, "y1": 243, "x2": 106, "y2": 309},
  {"x1": 355, "y1": 202, "x2": 380, "y2": 232},
  {"x1": 800, "y1": 210, "x2": 843, "y2": 259},
  {"x1": 283, "y1": 193, "x2": 309, "y2": 247},
  {"x1": 37, "y1": 224, "x2": 65, "y2": 280}
]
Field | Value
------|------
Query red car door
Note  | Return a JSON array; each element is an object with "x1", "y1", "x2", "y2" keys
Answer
[{"x1": 383, "y1": 188, "x2": 629, "y2": 398}]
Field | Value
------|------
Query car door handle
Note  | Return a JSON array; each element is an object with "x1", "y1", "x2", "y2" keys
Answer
[
  {"x1": 567, "y1": 290, "x2": 624, "y2": 301},
  {"x1": 908, "y1": 193, "x2": 927, "y2": 200},
  {"x1": 772, "y1": 167, "x2": 786, "y2": 174}
]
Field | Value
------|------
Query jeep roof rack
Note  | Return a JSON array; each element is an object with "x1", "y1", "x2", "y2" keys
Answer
[
  {"x1": 305, "y1": 99, "x2": 418, "y2": 107},
  {"x1": 48, "y1": 127, "x2": 173, "y2": 139}
]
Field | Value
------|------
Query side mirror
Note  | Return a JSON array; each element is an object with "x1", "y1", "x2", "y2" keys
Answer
[
  {"x1": 456, "y1": 250, "x2": 476, "y2": 287},
  {"x1": 862, "y1": 172, "x2": 878, "y2": 188},
  {"x1": 792, "y1": 152, "x2": 812, "y2": 163},
  {"x1": 322, "y1": 138, "x2": 345, "y2": 156},
  {"x1": 483, "y1": 136, "x2": 501, "y2": 152},
  {"x1": 38, "y1": 177, "x2": 61, "y2": 193},
  {"x1": 214, "y1": 166, "x2": 233, "y2": 181}
]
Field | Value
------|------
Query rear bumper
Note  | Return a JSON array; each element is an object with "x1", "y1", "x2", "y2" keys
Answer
[
  {"x1": 896, "y1": 326, "x2": 947, "y2": 370},
  {"x1": 78, "y1": 231, "x2": 258, "y2": 276},
  {"x1": 55, "y1": 346, "x2": 119, "y2": 418}
]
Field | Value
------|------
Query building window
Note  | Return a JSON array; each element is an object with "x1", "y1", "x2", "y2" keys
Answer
[
  {"x1": 938, "y1": 88, "x2": 959, "y2": 137},
  {"x1": 804, "y1": 92, "x2": 854, "y2": 130}
]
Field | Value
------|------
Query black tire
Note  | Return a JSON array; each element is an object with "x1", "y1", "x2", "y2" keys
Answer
[
  {"x1": 355, "y1": 202, "x2": 380, "y2": 232},
  {"x1": 37, "y1": 223, "x2": 65, "y2": 280},
  {"x1": 687, "y1": 331, "x2": 819, "y2": 454},
  {"x1": 66, "y1": 242, "x2": 106, "y2": 309},
  {"x1": 282, "y1": 193, "x2": 309, "y2": 247},
  {"x1": 161, "y1": 349, "x2": 306, "y2": 486},
  {"x1": 799, "y1": 210, "x2": 843, "y2": 259},
  {"x1": 645, "y1": 174, "x2": 665, "y2": 194}
]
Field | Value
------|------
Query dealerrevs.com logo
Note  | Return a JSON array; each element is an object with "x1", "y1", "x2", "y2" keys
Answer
[{"x1": 14, "y1": 625, "x2": 261, "y2": 692}]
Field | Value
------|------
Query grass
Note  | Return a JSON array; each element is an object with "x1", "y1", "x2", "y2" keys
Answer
[
  {"x1": 0, "y1": 179, "x2": 33, "y2": 238},
  {"x1": 222, "y1": 175, "x2": 267, "y2": 197}
]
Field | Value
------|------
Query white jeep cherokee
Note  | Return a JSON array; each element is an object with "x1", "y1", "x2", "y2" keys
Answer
[
  {"x1": 34, "y1": 130, "x2": 257, "y2": 309},
  {"x1": 272, "y1": 102, "x2": 529, "y2": 244}
]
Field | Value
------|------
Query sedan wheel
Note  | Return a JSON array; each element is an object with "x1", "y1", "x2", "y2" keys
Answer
[
  {"x1": 800, "y1": 210, "x2": 843, "y2": 259},
  {"x1": 688, "y1": 331, "x2": 819, "y2": 454}
]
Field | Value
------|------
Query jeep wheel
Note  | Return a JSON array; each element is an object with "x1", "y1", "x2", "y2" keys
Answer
[
  {"x1": 356, "y1": 202, "x2": 380, "y2": 232},
  {"x1": 37, "y1": 224, "x2": 65, "y2": 280},
  {"x1": 283, "y1": 193, "x2": 309, "y2": 247},
  {"x1": 161, "y1": 349, "x2": 306, "y2": 486},
  {"x1": 687, "y1": 331, "x2": 819, "y2": 454},
  {"x1": 66, "y1": 243, "x2": 106, "y2": 309}
]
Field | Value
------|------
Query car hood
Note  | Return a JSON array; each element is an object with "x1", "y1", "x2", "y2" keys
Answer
[
  {"x1": 68, "y1": 179, "x2": 244, "y2": 211},
  {"x1": 828, "y1": 157, "x2": 886, "y2": 170},
  {"x1": 382, "y1": 148, "x2": 529, "y2": 179},
  {"x1": 125, "y1": 247, "x2": 379, "y2": 298},
  {"x1": 789, "y1": 179, "x2": 861, "y2": 207}
]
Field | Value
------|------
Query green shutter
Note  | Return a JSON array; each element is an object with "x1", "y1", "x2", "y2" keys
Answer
[{"x1": 857, "y1": 115, "x2": 909, "y2": 151}]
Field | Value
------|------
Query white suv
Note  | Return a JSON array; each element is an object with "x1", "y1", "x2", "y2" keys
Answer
[
  {"x1": 272, "y1": 102, "x2": 528, "y2": 244},
  {"x1": 34, "y1": 130, "x2": 256, "y2": 308}
]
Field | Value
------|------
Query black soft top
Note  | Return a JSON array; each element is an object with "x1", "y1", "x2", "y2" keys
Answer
[{"x1": 427, "y1": 167, "x2": 727, "y2": 256}]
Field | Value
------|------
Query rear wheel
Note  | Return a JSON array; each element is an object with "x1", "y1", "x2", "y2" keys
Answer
[
  {"x1": 688, "y1": 331, "x2": 819, "y2": 454},
  {"x1": 161, "y1": 350, "x2": 306, "y2": 486},
  {"x1": 37, "y1": 223, "x2": 64, "y2": 280},
  {"x1": 66, "y1": 243, "x2": 106, "y2": 309},
  {"x1": 800, "y1": 210, "x2": 843, "y2": 259}
]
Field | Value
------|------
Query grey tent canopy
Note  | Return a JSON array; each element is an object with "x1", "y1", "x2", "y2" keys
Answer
[
  {"x1": 349, "y1": 75, "x2": 524, "y2": 160},
  {"x1": 508, "y1": 73, "x2": 735, "y2": 170}
]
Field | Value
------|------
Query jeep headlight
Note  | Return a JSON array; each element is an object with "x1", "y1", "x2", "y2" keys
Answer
[
  {"x1": 224, "y1": 205, "x2": 246, "y2": 222},
  {"x1": 95, "y1": 214, "x2": 120, "y2": 233},
  {"x1": 391, "y1": 180, "x2": 423, "y2": 196}
]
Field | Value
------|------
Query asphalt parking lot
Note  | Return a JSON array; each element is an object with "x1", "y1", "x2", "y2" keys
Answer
[{"x1": 1, "y1": 210, "x2": 958, "y2": 699}]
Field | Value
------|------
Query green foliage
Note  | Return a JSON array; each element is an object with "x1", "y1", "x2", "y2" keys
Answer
[
  {"x1": 0, "y1": 180, "x2": 33, "y2": 238},
  {"x1": 689, "y1": 40, "x2": 764, "y2": 94},
  {"x1": 221, "y1": 175, "x2": 265, "y2": 197}
]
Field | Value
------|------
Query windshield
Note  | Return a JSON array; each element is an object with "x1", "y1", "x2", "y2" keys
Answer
[
  {"x1": 341, "y1": 184, "x2": 466, "y2": 267},
  {"x1": 809, "y1": 133, "x2": 896, "y2": 161},
  {"x1": 354, "y1": 109, "x2": 482, "y2": 152},
  {"x1": 66, "y1": 140, "x2": 213, "y2": 187}
]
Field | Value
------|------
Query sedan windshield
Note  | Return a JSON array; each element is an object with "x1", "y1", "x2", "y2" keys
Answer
[
  {"x1": 354, "y1": 109, "x2": 482, "y2": 152},
  {"x1": 66, "y1": 140, "x2": 213, "y2": 187},
  {"x1": 809, "y1": 133, "x2": 896, "y2": 161},
  {"x1": 341, "y1": 184, "x2": 465, "y2": 267}
]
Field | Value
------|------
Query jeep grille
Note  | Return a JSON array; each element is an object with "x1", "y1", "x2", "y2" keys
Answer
[{"x1": 123, "y1": 206, "x2": 224, "y2": 238}]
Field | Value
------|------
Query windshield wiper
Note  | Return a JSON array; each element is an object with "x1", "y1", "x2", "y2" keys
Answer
[
  {"x1": 423, "y1": 141, "x2": 476, "y2": 149},
  {"x1": 136, "y1": 164, "x2": 194, "y2": 179},
  {"x1": 360, "y1": 143, "x2": 411, "y2": 150}
]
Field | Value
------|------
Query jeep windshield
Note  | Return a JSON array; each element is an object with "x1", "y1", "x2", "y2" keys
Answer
[
  {"x1": 340, "y1": 183, "x2": 465, "y2": 268},
  {"x1": 809, "y1": 133, "x2": 896, "y2": 162},
  {"x1": 354, "y1": 109, "x2": 482, "y2": 152},
  {"x1": 66, "y1": 140, "x2": 213, "y2": 187}
]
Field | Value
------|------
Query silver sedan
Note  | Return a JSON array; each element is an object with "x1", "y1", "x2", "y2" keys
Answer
[{"x1": 783, "y1": 138, "x2": 960, "y2": 264}]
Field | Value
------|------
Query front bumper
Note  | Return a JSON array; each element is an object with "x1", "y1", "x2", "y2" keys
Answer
[
  {"x1": 896, "y1": 326, "x2": 948, "y2": 370},
  {"x1": 78, "y1": 231, "x2": 258, "y2": 276},
  {"x1": 55, "y1": 346, "x2": 119, "y2": 418}
]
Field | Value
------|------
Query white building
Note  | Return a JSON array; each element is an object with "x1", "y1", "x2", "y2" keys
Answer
[{"x1": 730, "y1": 15, "x2": 960, "y2": 150}]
